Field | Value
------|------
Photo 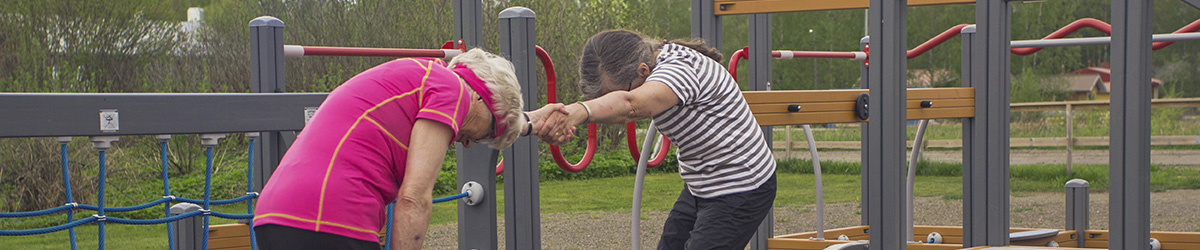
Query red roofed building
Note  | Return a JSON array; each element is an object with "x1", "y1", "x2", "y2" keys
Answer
[{"x1": 1068, "y1": 64, "x2": 1164, "y2": 100}]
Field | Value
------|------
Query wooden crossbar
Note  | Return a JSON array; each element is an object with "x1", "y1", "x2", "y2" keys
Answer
[
  {"x1": 713, "y1": 0, "x2": 977, "y2": 15},
  {"x1": 743, "y1": 87, "x2": 975, "y2": 126},
  {"x1": 208, "y1": 224, "x2": 253, "y2": 250}
]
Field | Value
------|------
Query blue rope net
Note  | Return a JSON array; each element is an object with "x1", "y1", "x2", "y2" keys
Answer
[{"x1": 0, "y1": 135, "x2": 470, "y2": 250}]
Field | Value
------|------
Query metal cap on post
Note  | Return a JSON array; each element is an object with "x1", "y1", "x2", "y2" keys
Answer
[
  {"x1": 249, "y1": 16, "x2": 287, "y2": 195},
  {"x1": 1065, "y1": 179, "x2": 1089, "y2": 247},
  {"x1": 171, "y1": 203, "x2": 203, "y2": 250},
  {"x1": 90, "y1": 136, "x2": 119, "y2": 150},
  {"x1": 199, "y1": 134, "x2": 226, "y2": 147},
  {"x1": 499, "y1": 6, "x2": 541, "y2": 250}
]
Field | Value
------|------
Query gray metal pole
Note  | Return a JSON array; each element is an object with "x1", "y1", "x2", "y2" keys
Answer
[
  {"x1": 249, "y1": 16, "x2": 287, "y2": 192},
  {"x1": 499, "y1": 7, "x2": 541, "y2": 250},
  {"x1": 747, "y1": 13, "x2": 773, "y2": 250},
  {"x1": 866, "y1": 0, "x2": 906, "y2": 248},
  {"x1": 1110, "y1": 0, "x2": 1153, "y2": 249},
  {"x1": 963, "y1": 0, "x2": 1011, "y2": 247},
  {"x1": 857, "y1": 36, "x2": 870, "y2": 226},
  {"x1": 171, "y1": 203, "x2": 203, "y2": 250},
  {"x1": 1065, "y1": 179, "x2": 1089, "y2": 248},
  {"x1": 691, "y1": 0, "x2": 722, "y2": 50},
  {"x1": 454, "y1": 1, "x2": 498, "y2": 249},
  {"x1": 453, "y1": 0, "x2": 483, "y2": 48}
]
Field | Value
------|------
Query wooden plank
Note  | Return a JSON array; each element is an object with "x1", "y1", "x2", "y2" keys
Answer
[
  {"x1": 909, "y1": 107, "x2": 974, "y2": 119},
  {"x1": 208, "y1": 236, "x2": 252, "y2": 249},
  {"x1": 1151, "y1": 231, "x2": 1200, "y2": 243},
  {"x1": 207, "y1": 224, "x2": 250, "y2": 239},
  {"x1": 774, "y1": 225, "x2": 869, "y2": 239},
  {"x1": 713, "y1": 0, "x2": 977, "y2": 15},
  {"x1": 1010, "y1": 97, "x2": 1200, "y2": 112},
  {"x1": 211, "y1": 247, "x2": 252, "y2": 250},
  {"x1": 744, "y1": 88, "x2": 974, "y2": 105},
  {"x1": 768, "y1": 238, "x2": 854, "y2": 249},
  {"x1": 750, "y1": 102, "x2": 858, "y2": 114},
  {"x1": 755, "y1": 111, "x2": 863, "y2": 126}
]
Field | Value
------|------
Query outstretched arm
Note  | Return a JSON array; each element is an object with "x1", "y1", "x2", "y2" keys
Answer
[
  {"x1": 539, "y1": 81, "x2": 680, "y2": 144},
  {"x1": 392, "y1": 119, "x2": 454, "y2": 249}
]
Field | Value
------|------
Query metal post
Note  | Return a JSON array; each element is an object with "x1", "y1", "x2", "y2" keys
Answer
[
  {"x1": 1110, "y1": 0, "x2": 1153, "y2": 249},
  {"x1": 1066, "y1": 104, "x2": 1074, "y2": 173},
  {"x1": 691, "y1": 0, "x2": 722, "y2": 50},
  {"x1": 747, "y1": 13, "x2": 773, "y2": 250},
  {"x1": 453, "y1": 0, "x2": 482, "y2": 48},
  {"x1": 249, "y1": 16, "x2": 288, "y2": 193},
  {"x1": 499, "y1": 7, "x2": 541, "y2": 250},
  {"x1": 171, "y1": 203, "x2": 203, "y2": 250},
  {"x1": 963, "y1": 0, "x2": 1012, "y2": 247},
  {"x1": 453, "y1": 2, "x2": 497, "y2": 250},
  {"x1": 858, "y1": 36, "x2": 870, "y2": 226},
  {"x1": 785, "y1": 125, "x2": 792, "y2": 159},
  {"x1": 1065, "y1": 179, "x2": 1089, "y2": 248},
  {"x1": 866, "y1": 0, "x2": 906, "y2": 248}
]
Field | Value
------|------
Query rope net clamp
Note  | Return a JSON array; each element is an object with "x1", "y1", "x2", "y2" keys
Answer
[
  {"x1": 200, "y1": 209, "x2": 212, "y2": 215},
  {"x1": 461, "y1": 181, "x2": 485, "y2": 206},
  {"x1": 163, "y1": 195, "x2": 177, "y2": 201},
  {"x1": 92, "y1": 214, "x2": 106, "y2": 221},
  {"x1": 66, "y1": 202, "x2": 79, "y2": 208},
  {"x1": 246, "y1": 192, "x2": 260, "y2": 196}
]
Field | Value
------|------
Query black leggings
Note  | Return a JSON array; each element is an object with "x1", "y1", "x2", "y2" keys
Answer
[
  {"x1": 254, "y1": 224, "x2": 381, "y2": 250},
  {"x1": 657, "y1": 174, "x2": 777, "y2": 250}
]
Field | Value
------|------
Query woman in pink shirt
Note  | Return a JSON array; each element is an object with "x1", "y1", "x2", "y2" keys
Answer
[{"x1": 253, "y1": 49, "x2": 564, "y2": 249}]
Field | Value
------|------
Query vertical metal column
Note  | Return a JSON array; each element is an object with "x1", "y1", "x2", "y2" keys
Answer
[
  {"x1": 453, "y1": 0, "x2": 483, "y2": 48},
  {"x1": 171, "y1": 203, "x2": 203, "y2": 250},
  {"x1": 691, "y1": 0, "x2": 722, "y2": 50},
  {"x1": 249, "y1": 16, "x2": 287, "y2": 192},
  {"x1": 1065, "y1": 179, "x2": 1089, "y2": 248},
  {"x1": 858, "y1": 36, "x2": 870, "y2": 226},
  {"x1": 747, "y1": 13, "x2": 773, "y2": 250},
  {"x1": 499, "y1": 7, "x2": 541, "y2": 250},
  {"x1": 866, "y1": 0, "x2": 906, "y2": 248},
  {"x1": 964, "y1": 0, "x2": 1011, "y2": 246},
  {"x1": 454, "y1": 1, "x2": 498, "y2": 250},
  {"x1": 1109, "y1": 0, "x2": 1153, "y2": 249}
]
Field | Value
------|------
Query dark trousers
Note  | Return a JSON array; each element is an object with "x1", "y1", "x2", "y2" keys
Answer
[
  {"x1": 657, "y1": 174, "x2": 777, "y2": 250},
  {"x1": 255, "y1": 224, "x2": 381, "y2": 250}
]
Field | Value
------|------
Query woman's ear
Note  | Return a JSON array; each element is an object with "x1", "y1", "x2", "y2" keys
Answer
[{"x1": 637, "y1": 62, "x2": 651, "y2": 78}]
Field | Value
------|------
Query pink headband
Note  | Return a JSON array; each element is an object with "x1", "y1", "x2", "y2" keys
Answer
[{"x1": 452, "y1": 64, "x2": 506, "y2": 137}]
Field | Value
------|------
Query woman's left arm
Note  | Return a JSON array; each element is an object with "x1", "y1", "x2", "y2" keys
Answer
[
  {"x1": 391, "y1": 119, "x2": 454, "y2": 249},
  {"x1": 539, "y1": 81, "x2": 679, "y2": 143}
]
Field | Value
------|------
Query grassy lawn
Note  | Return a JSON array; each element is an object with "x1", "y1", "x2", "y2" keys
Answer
[{"x1": 8, "y1": 163, "x2": 1200, "y2": 248}]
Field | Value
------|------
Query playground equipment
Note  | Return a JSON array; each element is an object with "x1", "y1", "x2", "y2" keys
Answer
[{"x1": 703, "y1": 0, "x2": 1200, "y2": 248}]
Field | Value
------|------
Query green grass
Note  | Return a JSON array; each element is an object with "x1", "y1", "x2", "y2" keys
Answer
[{"x1": 1, "y1": 204, "x2": 248, "y2": 249}]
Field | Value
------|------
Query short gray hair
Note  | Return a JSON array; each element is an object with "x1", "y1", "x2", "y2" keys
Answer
[{"x1": 448, "y1": 48, "x2": 523, "y2": 150}]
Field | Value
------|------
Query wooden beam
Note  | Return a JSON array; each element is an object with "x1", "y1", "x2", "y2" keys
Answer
[
  {"x1": 744, "y1": 88, "x2": 975, "y2": 125},
  {"x1": 713, "y1": 0, "x2": 977, "y2": 15}
]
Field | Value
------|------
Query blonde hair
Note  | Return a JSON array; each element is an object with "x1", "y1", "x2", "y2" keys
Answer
[{"x1": 448, "y1": 48, "x2": 523, "y2": 149}]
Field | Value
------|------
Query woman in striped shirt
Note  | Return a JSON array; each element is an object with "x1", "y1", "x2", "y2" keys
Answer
[{"x1": 541, "y1": 29, "x2": 777, "y2": 250}]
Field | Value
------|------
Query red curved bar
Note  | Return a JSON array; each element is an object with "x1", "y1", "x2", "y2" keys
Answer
[
  {"x1": 1152, "y1": 19, "x2": 1200, "y2": 50},
  {"x1": 729, "y1": 47, "x2": 749, "y2": 80},
  {"x1": 298, "y1": 46, "x2": 450, "y2": 57},
  {"x1": 908, "y1": 24, "x2": 970, "y2": 59},
  {"x1": 626, "y1": 122, "x2": 672, "y2": 168},
  {"x1": 1011, "y1": 18, "x2": 1112, "y2": 55},
  {"x1": 541, "y1": 46, "x2": 598, "y2": 173}
]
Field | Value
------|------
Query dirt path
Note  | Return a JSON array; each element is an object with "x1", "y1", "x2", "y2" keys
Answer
[
  {"x1": 422, "y1": 189, "x2": 1200, "y2": 249},
  {"x1": 774, "y1": 149, "x2": 1200, "y2": 167}
]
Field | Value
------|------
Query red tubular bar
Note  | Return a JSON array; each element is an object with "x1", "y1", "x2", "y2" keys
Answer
[
  {"x1": 774, "y1": 51, "x2": 863, "y2": 59},
  {"x1": 908, "y1": 24, "x2": 971, "y2": 59},
  {"x1": 1011, "y1": 18, "x2": 1112, "y2": 55},
  {"x1": 542, "y1": 46, "x2": 599, "y2": 173},
  {"x1": 728, "y1": 47, "x2": 750, "y2": 84},
  {"x1": 296, "y1": 46, "x2": 450, "y2": 57},
  {"x1": 1151, "y1": 19, "x2": 1200, "y2": 50},
  {"x1": 626, "y1": 123, "x2": 672, "y2": 168}
]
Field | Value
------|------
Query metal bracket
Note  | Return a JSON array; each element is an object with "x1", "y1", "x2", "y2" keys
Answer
[
  {"x1": 461, "y1": 181, "x2": 485, "y2": 206},
  {"x1": 199, "y1": 134, "x2": 226, "y2": 147},
  {"x1": 99, "y1": 109, "x2": 119, "y2": 133}
]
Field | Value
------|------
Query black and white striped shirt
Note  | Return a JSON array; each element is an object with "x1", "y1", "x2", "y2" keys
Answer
[{"x1": 647, "y1": 44, "x2": 776, "y2": 198}]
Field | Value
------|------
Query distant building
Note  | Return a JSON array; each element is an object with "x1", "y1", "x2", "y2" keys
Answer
[{"x1": 1066, "y1": 65, "x2": 1164, "y2": 100}]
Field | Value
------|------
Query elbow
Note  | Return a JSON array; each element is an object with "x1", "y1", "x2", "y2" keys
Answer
[
  {"x1": 622, "y1": 93, "x2": 654, "y2": 121},
  {"x1": 396, "y1": 195, "x2": 431, "y2": 212}
]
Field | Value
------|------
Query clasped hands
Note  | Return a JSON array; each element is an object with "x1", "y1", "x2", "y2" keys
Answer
[{"x1": 525, "y1": 103, "x2": 586, "y2": 145}]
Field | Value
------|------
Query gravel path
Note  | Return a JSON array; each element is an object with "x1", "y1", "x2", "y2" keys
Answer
[
  {"x1": 775, "y1": 149, "x2": 1200, "y2": 167},
  {"x1": 422, "y1": 189, "x2": 1200, "y2": 249}
]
